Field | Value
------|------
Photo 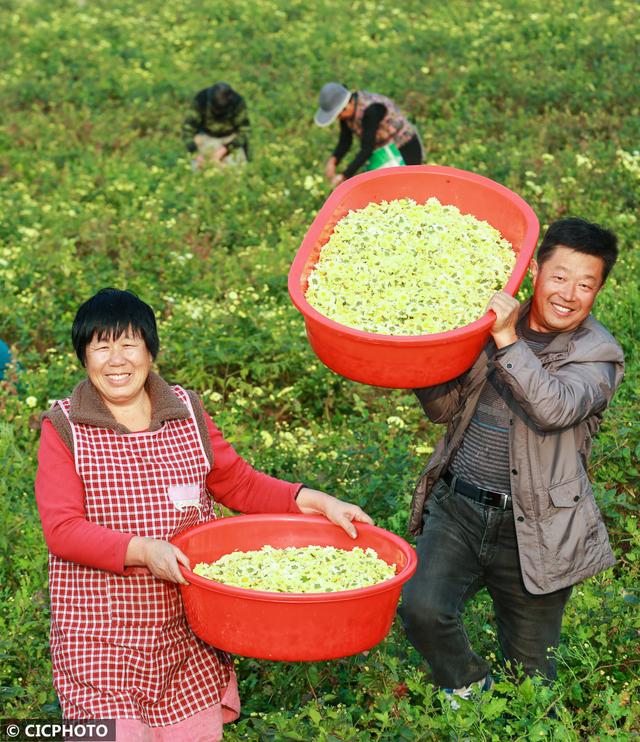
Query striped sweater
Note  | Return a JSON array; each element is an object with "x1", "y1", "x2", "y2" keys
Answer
[{"x1": 449, "y1": 323, "x2": 556, "y2": 494}]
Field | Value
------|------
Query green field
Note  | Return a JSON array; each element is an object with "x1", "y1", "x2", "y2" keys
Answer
[{"x1": 1, "y1": 0, "x2": 638, "y2": 739}]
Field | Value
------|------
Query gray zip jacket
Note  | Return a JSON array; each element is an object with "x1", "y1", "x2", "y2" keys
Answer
[{"x1": 409, "y1": 302, "x2": 625, "y2": 595}]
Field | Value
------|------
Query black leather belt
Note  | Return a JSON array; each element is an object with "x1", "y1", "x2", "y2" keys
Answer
[{"x1": 443, "y1": 471, "x2": 512, "y2": 510}]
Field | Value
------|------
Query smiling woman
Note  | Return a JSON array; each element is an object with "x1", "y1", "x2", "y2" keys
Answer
[{"x1": 34, "y1": 288, "x2": 372, "y2": 740}]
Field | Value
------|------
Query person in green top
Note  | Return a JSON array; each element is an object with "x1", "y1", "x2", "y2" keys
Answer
[{"x1": 182, "y1": 82, "x2": 250, "y2": 170}]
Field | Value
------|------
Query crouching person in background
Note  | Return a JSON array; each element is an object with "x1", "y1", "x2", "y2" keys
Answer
[{"x1": 183, "y1": 82, "x2": 250, "y2": 170}]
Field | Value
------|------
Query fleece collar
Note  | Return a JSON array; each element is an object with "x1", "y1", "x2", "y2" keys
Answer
[{"x1": 67, "y1": 371, "x2": 189, "y2": 433}]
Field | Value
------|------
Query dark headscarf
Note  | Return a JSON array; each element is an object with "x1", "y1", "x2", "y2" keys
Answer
[{"x1": 196, "y1": 82, "x2": 243, "y2": 119}]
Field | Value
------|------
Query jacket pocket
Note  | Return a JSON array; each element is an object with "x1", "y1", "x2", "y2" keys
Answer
[
  {"x1": 547, "y1": 472, "x2": 591, "y2": 508},
  {"x1": 541, "y1": 475, "x2": 608, "y2": 581}
]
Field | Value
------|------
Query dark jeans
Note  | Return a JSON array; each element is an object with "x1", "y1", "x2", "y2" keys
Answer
[{"x1": 399, "y1": 479, "x2": 572, "y2": 689}]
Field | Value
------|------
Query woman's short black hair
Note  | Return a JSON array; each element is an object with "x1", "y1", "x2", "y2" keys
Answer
[
  {"x1": 72, "y1": 288, "x2": 159, "y2": 366},
  {"x1": 537, "y1": 217, "x2": 618, "y2": 283}
]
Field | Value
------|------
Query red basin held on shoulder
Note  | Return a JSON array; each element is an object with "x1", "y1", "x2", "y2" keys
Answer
[
  {"x1": 172, "y1": 514, "x2": 417, "y2": 662},
  {"x1": 288, "y1": 165, "x2": 539, "y2": 388}
]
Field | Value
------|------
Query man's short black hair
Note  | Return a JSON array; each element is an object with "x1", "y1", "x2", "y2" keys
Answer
[
  {"x1": 537, "y1": 217, "x2": 618, "y2": 283},
  {"x1": 72, "y1": 288, "x2": 159, "y2": 366}
]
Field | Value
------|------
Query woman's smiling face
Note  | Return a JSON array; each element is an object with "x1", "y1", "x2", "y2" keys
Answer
[
  {"x1": 529, "y1": 246, "x2": 605, "y2": 334},
  {"x1": 84, "y1": 328, "x2": 153, "y2": 407}
]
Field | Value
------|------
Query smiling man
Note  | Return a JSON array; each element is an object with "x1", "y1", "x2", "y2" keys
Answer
[{"x1": 399, "y1": 218, "x2": 625, "y2": 707}]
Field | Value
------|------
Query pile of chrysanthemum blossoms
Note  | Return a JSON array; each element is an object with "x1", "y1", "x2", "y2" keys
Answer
[
  {"x1": 305, "y1": 198, "x2": 515, "y2": 335},
  {"x1": 194, "y1": 545, "x2": 396, "y2": 593}
]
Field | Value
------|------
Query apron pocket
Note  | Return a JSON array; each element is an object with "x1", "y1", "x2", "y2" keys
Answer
[{"x1": 107, "y1": 574, "x2": 182, "y2": 629}]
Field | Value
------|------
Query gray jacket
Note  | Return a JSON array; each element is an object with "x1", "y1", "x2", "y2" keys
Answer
[{"x1": 409, "y1": 302, "x2": 625, "y2": 595}]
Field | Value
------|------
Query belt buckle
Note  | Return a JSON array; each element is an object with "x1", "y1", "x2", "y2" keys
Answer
[{"x1": 499, "y1": 493, "x2": 509, "y2": 510}]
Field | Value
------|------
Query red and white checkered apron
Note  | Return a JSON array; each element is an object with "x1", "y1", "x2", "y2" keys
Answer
[{"x1": 50, "y1": 386, "x2": 234, "y2": 725}]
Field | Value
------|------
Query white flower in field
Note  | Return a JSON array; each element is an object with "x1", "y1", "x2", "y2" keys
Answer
[
  {"x1": 276, "y1": 386, "x2": 294, "y2": 399},
  {"x1": 26, "y1": 396, "x2": 38, "y2": 408},
  {"x1": 575, "y1": 154, "x2": 594, "y2": 170},
  {"x1": 18, "y1": 227, "x2": 39, "y2": 239},
  {"x1": 386, "y1": 416, "x2": 406, "y2": 429},
  {"x1": 279, "y1": 431, "x2": 296, "y2": 446},
  {"x1": 303, "y1": 175, "x2": 315, "y2": 191},
  {"x1": 415, "y1": 443, "x2": 435, "y2": 456},
  {"x1": 260, "y1": 431, "x2": 274, "y2": 448},
  {"x1": 186, "y1": 303, "x2": 204, "y2": 320},
  {"x1": 617, "y1": 149, "x2": 640, "y2": 179}
]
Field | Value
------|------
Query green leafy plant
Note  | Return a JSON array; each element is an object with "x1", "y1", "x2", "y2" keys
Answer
[{"x1": 0, "y1": 0, "x2": 638, "y2": 737}]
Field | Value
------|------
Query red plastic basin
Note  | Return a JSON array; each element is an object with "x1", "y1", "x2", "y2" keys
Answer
[
  {"x1": 172, "y1": 515, "x2": 417, "y2": 661},
  {"x1": 288, "y1": 165, "x2": 539, "y2": 388}
]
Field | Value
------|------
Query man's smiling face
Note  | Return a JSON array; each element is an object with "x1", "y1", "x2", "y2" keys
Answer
[{"x1": 529, "y1": 245, "x2": 605, "y2": 333}]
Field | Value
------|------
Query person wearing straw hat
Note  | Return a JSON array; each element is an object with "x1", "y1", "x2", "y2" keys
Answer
[
  {"x1": 35, "y1": 288, "x2": 372, "y2": 740},
  {"x1": 314, "y1": 82, "x2": 423, "y2": 186}
]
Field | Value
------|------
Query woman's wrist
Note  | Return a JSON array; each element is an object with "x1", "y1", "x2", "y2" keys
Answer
[
  {"x1": 295, "y1": 486, "x2": 314, "y2": 509},
  {"x1": 125, "y1": 536, "x2": 150, "y2": 567},
  {"x1": 296, "y1": 487, "x2": 335, "y2": 515}
]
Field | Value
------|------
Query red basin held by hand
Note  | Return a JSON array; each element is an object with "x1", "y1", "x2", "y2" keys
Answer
[
  {"x1": 172, "y1": 515, "x2": 417, "y2": 662},
  {"x1": 288, "y1": 165, "x2": 539, "y2": 388}
]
